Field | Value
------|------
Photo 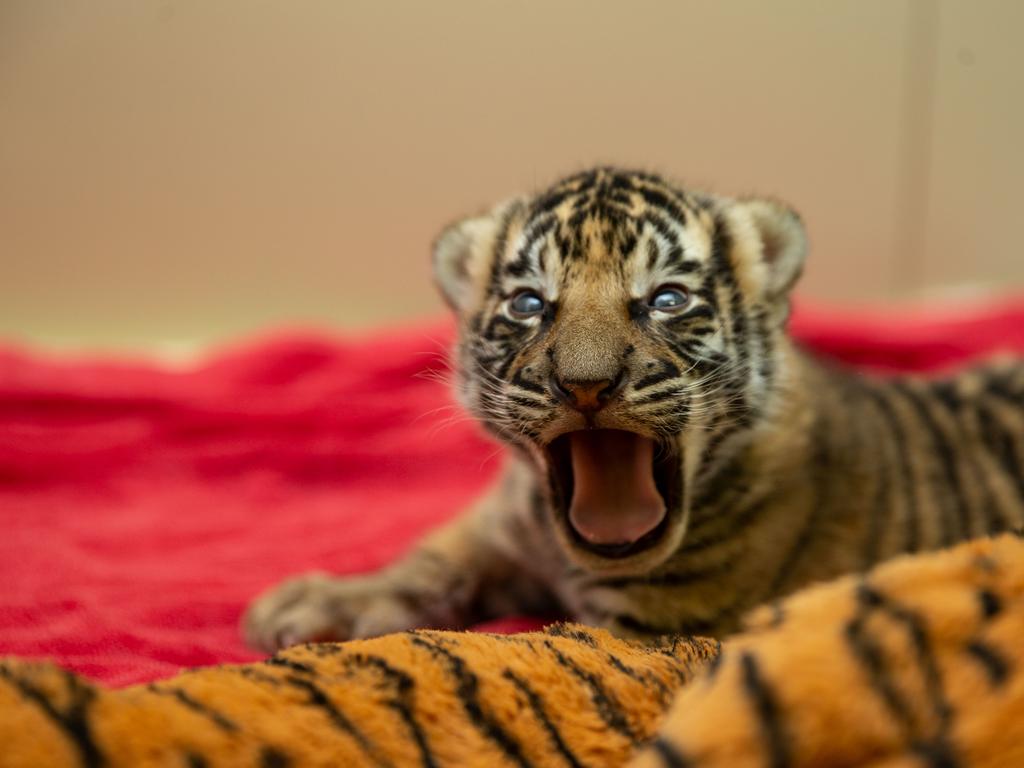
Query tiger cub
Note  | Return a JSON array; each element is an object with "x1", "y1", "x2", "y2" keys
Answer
[{"x1": 244, "y1": 167, "x2": 1024, "y2": 650}]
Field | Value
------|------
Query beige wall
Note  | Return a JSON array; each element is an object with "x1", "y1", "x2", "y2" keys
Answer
[{"x1": 1, "y1": 1, "x2": 1021, "y2": 350}]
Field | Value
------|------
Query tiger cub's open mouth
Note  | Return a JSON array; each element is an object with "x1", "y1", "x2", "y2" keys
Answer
[{"x1": 547, "y1": 429, "x2": 681, "y2": 559}]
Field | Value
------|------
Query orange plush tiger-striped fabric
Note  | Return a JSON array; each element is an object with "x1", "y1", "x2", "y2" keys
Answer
[
  {"x1": 633, "y1": 532, "x2": 1024, "y2": 768},
  {"x1": 4, "y1": 534, "x2": 1023, "y2": 767},
  {"x1": 1, "y1": 625, "x2": 714, "y2": 768}
]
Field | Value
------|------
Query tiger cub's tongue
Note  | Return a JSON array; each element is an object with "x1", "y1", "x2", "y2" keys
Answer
[{"x1": 567, "y1": 430, "x2": 666, "y2": 545}]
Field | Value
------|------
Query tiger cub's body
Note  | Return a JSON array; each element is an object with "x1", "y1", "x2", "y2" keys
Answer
[{"x1": 245, "y1": 168, "x2": 1024, "y2": 650}]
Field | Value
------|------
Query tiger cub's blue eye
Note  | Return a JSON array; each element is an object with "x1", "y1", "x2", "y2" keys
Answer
[
  {"x1": 649, "y1": 285, "x2": 691, "y2": 310},
  {"x1": 509, "y1": 290, "x2": 545, "y2": 317}
]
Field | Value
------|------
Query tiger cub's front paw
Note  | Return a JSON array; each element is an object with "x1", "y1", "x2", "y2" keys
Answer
[{"x1": 242, "y1": 572, "x2": 422, "y2": 652}]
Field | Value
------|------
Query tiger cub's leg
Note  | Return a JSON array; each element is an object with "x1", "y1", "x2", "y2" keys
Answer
[{"x1": 243, "y1": 476, "x2": 554, "y2": 652}]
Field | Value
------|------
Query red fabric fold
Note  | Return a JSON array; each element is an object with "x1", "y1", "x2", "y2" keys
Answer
[{"x1": 2, "y1": 300, "x2": 1023, "y2": 684}]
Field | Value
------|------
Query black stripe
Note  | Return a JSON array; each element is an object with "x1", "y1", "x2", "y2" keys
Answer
[
  {"x1": 503, "y1": 669, "x2": 584, "y2": 768},
  {"x1": 606, "y1": 170, "x2": 638, "y2": 193},
  {"x1": 752, "y1": 306, "x2": 775, "y2": 386},
  {"x1": 542, "y1": 626, "x2": 676, "y2": 703},
  {"x1": 345, "y1": 654, "x2": 438, "y2": 768},
  {"x1": 531, "y1": 189, "x2": 575, "y2": 215},
  {"x1": 639, "y1": 211, "x2": 683, "y2": 249},
  {"x1": 669, "y1": 635, "x2": 720, "y2": 665},
  {"x1": 507, "y1": 393, "x2": 547, "y2": 410},
  {"x1": 846, "y1": 584, "x2": 955, "y2": 749},
  {"x1": 692, "y1": 281, "x2": 720, "y2": 315},
  {"x1": 265, "y1": 656, "x2": 315, "y2": 674},
  {"x1": 618, "y1": 228, "x2": 639, "y2": 259},
  {"x1": 537, "y1": 242, "x2": 549, "y2": 273},
  {"x1": 978, "y1": 589, "x2": 1002, "y2": 620},
  {"x1": 600, "y1": 650, "x2": 672, "y2": 705},
  {"x1": 663, "y1": 305, "x2": 715, "y2": 328},
  {"x1": 861, "y1": 586, "x2": 953, "y2": 730},
  {"x1": 965, "y1": 640, "x2": 1010, "y2": 686},
  {"x1": 739, "y1": 652, "x2": 791, "y2": 768},
  {"x1": 543, "y1": 623, "x2": 597, "y2": 646},
  {"x1": 694, "y1": 420, "x2": 752, "y2": 486},
  {"x1": 510, "y1": 368, "x2": 547, "y2": 395},
  {"x1": 634, "y1": 359, "x2": 682, "y2": 391},
  {"x1": 709, "y1": 212, "x2": 748, "y2": 365},
  {"x1": 687, "y1": 468, "x2": 751, "y2": 525},
  {"x1": 666, "y1": 255, "x2": 703, "y2": 275},
  {"x1": 260, "y1": 747, "x2": 291, "y2": 768},
  {"x1": 635, "y1": 185, "x2": 689, "y2": 226},
  {"x1": 487, "y1": 201, "x2": 525, "y2": 294},
  {"x1": 671, "y1": 337, "x2": 730, "y2": 368},
  {"x1": 844, "y1": 603, "x2": 919, "y2": 731},
  {"x1": 706, "y1": 645, "x2": 724, "y2": 679},
  {"x1": 504, "y1": 257, "x2": 534, "y2": 278},
  {"x1": 597, "y1": 555, "x2": 738, "y2": 589},
  {"x1": 673, "y1": 635, "x2": 722, "y2": 672},
  {"x1": 482, "y1": 315, "x2": 529, "y2": 342},
  {"x1": 636, "y1": 646, "x2": 694, "y2": 687},
  {"x1": 678, "y1": 321, "x2": 720, "y2": 340},
  {"x1": 645, "y1": 238, "x2": 660, "y2": 269},
  {"x1": 664, "y1": 338, "x2": 720, "y2": 378},
  {"x1": 516, "y1": 215, "x2": 557, "y2": 262},
  {"x1": 648, "y1": 736, "x2": 692, "y2": 768},
  {"x1": 984, "y1": 369, "x2": 1024, "y2": 406},
  {"x1": 896, "y1": 382, "x2": 970, "y2": 543},
  {"x1": 633, "y1": 386, "x2": 686, "y2": 407},
  {"x1": 926, "y1": 379, "x2": 1003, "y2": 535},
  {"x1": 767, "y1": 414, "x2": 831, "y2": 595},
  {"x1": 507, "y1": 217, "x2": 553, "y2": 277},
  {"x1": 146, "y1": 685, "x2": 239, "y2": 732},
  {"x1": 0, "y1": 665, "x2": 104, "y2": 768},
  {"x1": 975, "y1": 401, "x2": 1024, "y2": 510},
  {"x1": 281, "y1": 674, "x2": 385, "y2": 766},
  {"x1": 911, "y1": 743, "x2": 959, "y2": 768},
  {"x1": 641, "y1": 405, "x2": 694, "y2": 430},
  {"x1": 236, "y1": 667, "x2": 282, "y2": 686},
  {"x1": 864, "y1": 387, "x2": 921, "y2": 552},
  {"x1": 682, "y1": 496, "x2": 769, "y2": 555},
  {"x1": 410, "y1": 636, "x2": 533, "y2": 767},
  {"x1": 541, "y1": 640, "x2": 641, "y2": 742},
  {"x1": 858, "y1": 380, "x2": 895, "y2": 566},
  {"x1": 494, "y1": 348, "x2": 520, "y2": 380}
]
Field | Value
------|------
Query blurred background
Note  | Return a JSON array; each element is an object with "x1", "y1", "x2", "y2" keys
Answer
[{"x1": 1, "y1": 0, "x2": 1021, "y2": 351}]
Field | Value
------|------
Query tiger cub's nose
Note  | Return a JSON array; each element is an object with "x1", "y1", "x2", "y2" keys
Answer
[{"x1": 550, "y1": 373, "x2": 624, "y2": 413}]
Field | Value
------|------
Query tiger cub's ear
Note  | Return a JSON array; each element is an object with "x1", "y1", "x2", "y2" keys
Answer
[
  {"x1": 736, "y1": 197, "x2": 807, "y2": 301},
  {"x1": 432, "y1": 199, "x2": 522, "y2": 313}
]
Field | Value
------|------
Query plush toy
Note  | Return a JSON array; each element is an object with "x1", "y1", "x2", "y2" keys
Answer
[{"x1": 2, "y1": 534, "x2": 1022, "y2": 768}]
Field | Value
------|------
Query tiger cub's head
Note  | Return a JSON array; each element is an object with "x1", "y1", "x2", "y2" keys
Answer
[{"x1": 433, "y1": 168, "x2": 806, "y2": 574}]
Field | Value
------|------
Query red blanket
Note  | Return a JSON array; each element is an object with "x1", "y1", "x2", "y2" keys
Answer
[{"x1": 2, "y1": 301, "x2": 1023, "y2": 685}]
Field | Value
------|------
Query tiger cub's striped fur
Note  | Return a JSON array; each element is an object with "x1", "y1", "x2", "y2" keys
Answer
[{"x1": 244, "y1": 168, "x2": 1024, "y2": 651}]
